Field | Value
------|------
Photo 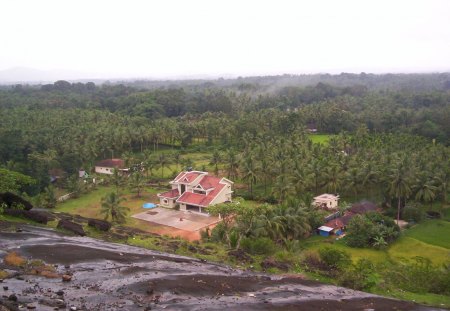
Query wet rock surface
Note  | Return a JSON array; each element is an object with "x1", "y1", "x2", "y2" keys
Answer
[{"x1": 0, "y1": 225, "x2": 444, "y2": 311}]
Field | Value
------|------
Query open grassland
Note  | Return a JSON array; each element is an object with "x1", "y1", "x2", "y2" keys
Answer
[
  {"x1": 55, "y1": 185, "x2": 163, "y2": 232},
  {"x1": 403, "y1": 220, "x2": 450, "y2": 249},
  {"x1": 307, "y1": 134, "x2": 332, "y2": 145},
  {"x1": 388, "y1": 236, "x2": 449, "y2": 265}
]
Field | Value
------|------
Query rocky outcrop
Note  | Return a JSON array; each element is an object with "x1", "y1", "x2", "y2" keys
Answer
[
  {"x1": 57, "y1": 219, "x2": 85, "y2": 236},
  {"x1": 87, "y1": 219, "x2": 111, "y2": 231},
  {"x1": 3, "y1": 209, "x2": 53, "y2": 224},
  {"x1": 0, "y1": 192, "x2": 33, "y2": 210}
]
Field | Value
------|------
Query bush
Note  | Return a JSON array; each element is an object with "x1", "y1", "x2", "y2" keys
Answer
[
  {"x1": 301, "y1": 250, "x2": 329, "y2": 272},
  {"x1": 338, "y1": 259, "x2": 376, "y2": 291},
  {"x1": 403, "y1": 205, "x2": 425, "y2": 223},
  {"x1": 383, "y1": 257, "x2": 450, "y2": 295},
  {"x1": 4, "y1": 252, "x2": 26, "y2": 267},
  {"x1": 210, "y1": 222, "x2": 227, "y2": 243},
  {"x1": 318, "y1": 247, "x2": 351, "y2": 271},
  {"x1": 240, "y1": 237, "x2": 277, "y2": 255},
  {"x1": 346, "y1": 213, "x2": 400, "y2": 248}
]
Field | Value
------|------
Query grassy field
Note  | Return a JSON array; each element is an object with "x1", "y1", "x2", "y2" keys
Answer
[
  {"x1": 403, "y1": 220, "x2": 450, "y2": 249},
  {"x1": 307, "y1": 134, "x2": 332, "y2": 145},
  {"x1": 55, "y1": 185, "x2": 165, "y2": 233}
]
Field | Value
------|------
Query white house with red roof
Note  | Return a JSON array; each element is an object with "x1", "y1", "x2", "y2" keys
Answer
[
  {"x1": 157, "y1": 171, "x2": 233, "y2": 215},
  {"x1": 95, "y1": 158, "x2": 129, "y2": 175}
]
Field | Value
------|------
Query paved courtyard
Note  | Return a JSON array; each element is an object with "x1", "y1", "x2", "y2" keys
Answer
[{"x1": 132, "y1": 207, "x2": 221, "y2": 232}]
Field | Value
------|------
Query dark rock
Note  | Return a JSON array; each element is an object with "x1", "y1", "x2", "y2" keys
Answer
[
  {"x1": 260, "y1": 257, "x2": 291, "y2": 271},
  {"x1": 3, "y1": 286, "x2": 8, "y2": 290},
  {"x1": 0, "y1": 192, "x2": 33, "y2": 210},
  {"x1": 3, "y1": 209, "x2": 52, "y2": 224},
  {"x1": 56, "y1": 290, "x2": 64, "y2": 296},
  {"x1": 39, "y1": 298, "x2": 66, "y2": 308},
  {"x1": 228, "y1": 249, "x2": 254, "y2": 263},
  {"x1": 187, "y1": 245, "x2": 197, "y2": 253},
  {"x1": 57, "y1": 220, "x2": 85, "y2": 236},
  {"x1": 87, "y1": 219, "x2": 111, "y2": 232},
  {"x1": 7, "y1": 294, "x2": 17, "y2": 302}
]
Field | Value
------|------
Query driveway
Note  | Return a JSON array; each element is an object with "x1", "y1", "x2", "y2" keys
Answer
[{"x1": 132, "y1": 207, "x2": 220, "y2": 232}]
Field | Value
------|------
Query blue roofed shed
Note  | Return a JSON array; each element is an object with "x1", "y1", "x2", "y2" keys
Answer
[{"x1": 318, "y1": 225, "x2": 334, "y2": 237}]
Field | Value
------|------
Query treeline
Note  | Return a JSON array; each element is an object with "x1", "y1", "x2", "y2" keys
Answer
[
  {"x1": 1, "y1": 76, "x2": 449, "y2": 143},
  {"x1": 0, "y1": 74, "x2": 449, "y2": 196}
]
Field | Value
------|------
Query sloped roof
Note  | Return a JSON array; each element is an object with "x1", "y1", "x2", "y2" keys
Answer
[
  {"x1": 95, "y1": 158, "x2": 125, "y2": 168},
  {"x1": 177, "y1": 182, "x2": 226, "y2": 207},
  {"x1": 173, "y1": 171, "x2": 205, "y2": 184},
  {"x1": 199, "y1": 175, "x2": 222, "y2": 190},
  {"x1": 324, "y1": 214, "x2": 354, "y2": 229},
  {"x1": 158, "y1": 189, "x2": 180, "y2": 199}
]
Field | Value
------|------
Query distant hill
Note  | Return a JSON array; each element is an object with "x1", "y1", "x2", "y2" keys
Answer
[{"x1": 0, "y1": 67, "x2": 97, "y2": 84}]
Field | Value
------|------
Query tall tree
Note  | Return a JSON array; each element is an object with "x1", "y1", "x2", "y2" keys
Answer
[{"x1": 100, "y1": 192, "x2": 129, "y2": 224}]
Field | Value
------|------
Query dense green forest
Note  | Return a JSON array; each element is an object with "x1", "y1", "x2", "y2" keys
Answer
[{"x1": 1, "y1": 73, "x2": 449, "y2": 198}]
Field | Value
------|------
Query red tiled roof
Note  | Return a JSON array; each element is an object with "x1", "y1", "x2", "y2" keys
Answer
[
  {"x1": 95, "y1": 158, "x2": 125, "y2": 168},
  {"x1": 158, "y1": 189, "x2": 180, "y2": 199},
  {"x1": 199, "y1": 175, "x2": 222, "y2": 190},
  {"x1": 174, "y1": 171, "x2": 203, "y2": 184},
  {"x1": 177, "y1": 183, "x2": 226, "y2": 207},
  {"x1": 324, "y1": 215, "x2": 354, "y2": 229}
]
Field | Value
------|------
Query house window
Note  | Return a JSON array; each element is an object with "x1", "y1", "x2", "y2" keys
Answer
[
  {"x1": 163, "y1": 199, "x2": 168, "y2": 205},
  {"x1": 193, "y1": 190, "x2": 206, "y2": 194}
]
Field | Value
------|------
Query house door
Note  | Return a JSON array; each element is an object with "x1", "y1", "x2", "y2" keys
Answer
[
  {"x1": 186, "y1": 204, "x2": 200, "y2": 213},
  {"x1": 180, "y1": 184, "x2": 186, "y2": 194}
]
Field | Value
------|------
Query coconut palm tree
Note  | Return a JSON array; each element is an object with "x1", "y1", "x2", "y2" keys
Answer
[
  {"x1": 240, "y1": 155, "x2": 258, "y2": 196},
  {"x1": 414, "y1": 173, "x2": 437, "y2": 210},
  {"x1": 389, "y1": 160, "x2": 413, "y2": 223},
  {"x1": 100, "y1": 192, "x2": 129, "y2": 224},
  {"x1": 128, "y1": 171, "x2": 145, "y2": 197},
  {"x1": 209, "y1": 150, "x2": 222, "y2": 175},
  {"x1": 158, "y1": 153, "x2": 168, "y2": 178}
]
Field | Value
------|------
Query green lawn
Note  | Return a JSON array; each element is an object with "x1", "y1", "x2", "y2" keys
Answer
[
  {"x1": 301, "y1": 236, "x2": 388, "y2": 264},
  {"x1": 55, "y1": 185, "x2": 162, "y2": 232},
  {"x1": 403, "y1": 220, "x2": 450, "y2": 249},
  {"x1": 308, "y1": 134, "x2": 332, "y2": 145},
  {"x1": 388, "y1": 236, "x2": 449, "y2": 265},
  {"x1": 301, "y1": 218, "x2": 450, "y2": 266}
]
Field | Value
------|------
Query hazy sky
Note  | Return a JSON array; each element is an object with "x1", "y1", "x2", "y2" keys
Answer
[{"x1": 1, "y1": 0, "x2": 449, "y2": 78}]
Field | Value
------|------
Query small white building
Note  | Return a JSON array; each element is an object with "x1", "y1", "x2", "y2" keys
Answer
[
  {"x1": 94, "y1": 159, "x2": 128, "y2": 175},
  {"x1": 313, "y1": 193, "x2": 339, "y2": 210},
  {"x1": 157, "y1": 171, "x2": 233, "y2": 215}
]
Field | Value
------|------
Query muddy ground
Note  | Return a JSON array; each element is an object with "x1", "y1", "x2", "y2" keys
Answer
[{"x1": 0, "y1": 224, "x2": 445, "y2": 311}]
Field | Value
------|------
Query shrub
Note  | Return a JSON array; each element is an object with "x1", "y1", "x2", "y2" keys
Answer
[
  {"x1": 301, "y1": 250, "x2": 328, "y2": 272},
  {"x1": 345, "y1": 215, "x2": 373, "y2": 247},
  {"x1": 318, "y1": 247, "x2": 351, "y2": 271},
  {"x1": 200, "y1": 227, "x2": 211, "y2": 241},
  {"x1": 382, "y1": 257, "x2": 449, "y2": 295},
  {"x1": 338, "y1": 258, "x2": 376, "y2": 291},
  {"x1": 346, "y1": 213, "x2": 400, "y2": 248},
  {"x1": 403, "y1": 205, "x2": 425, "y2": 223},
  {"x1": 210, "y1": 222, "x2": 227, "y2": 243},
  {"x1": 0, "y1": 270, "x2": 9, "y2": 279},
  {"x1": 3, "y1": 251, "x2": 26, "y2": 267},
  {"x1": 240, "y1": 237, "x2": 276, "y2": 255}
]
